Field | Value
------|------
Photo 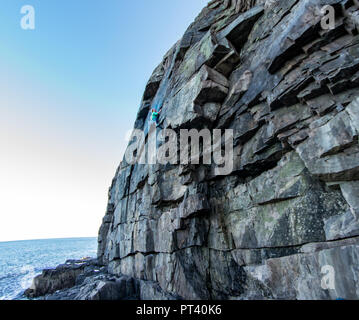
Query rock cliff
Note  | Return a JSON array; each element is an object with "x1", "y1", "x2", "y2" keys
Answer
[
  {"x1": 97, "y1": 0, "x2": 359, "y2": 300},
  {"x1": 27, "y1": 0, "x2": 359, "y2": 300},
  {"x1": 96, "y1": 0, "x2": 359, "y2": 300}
]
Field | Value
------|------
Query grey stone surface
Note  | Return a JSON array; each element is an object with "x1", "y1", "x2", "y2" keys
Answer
[{"x1": 95, "y1": 0, "x2": 359, "y2": 300}]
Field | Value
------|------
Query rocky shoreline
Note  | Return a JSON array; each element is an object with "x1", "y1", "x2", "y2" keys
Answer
[{"x1": 23, "y1": 258, "x2": 180, "y2": 300}]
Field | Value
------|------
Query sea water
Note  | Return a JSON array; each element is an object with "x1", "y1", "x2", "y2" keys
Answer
[{"x1": 0, "y1": 237, "x2": 97, "y2": 300}]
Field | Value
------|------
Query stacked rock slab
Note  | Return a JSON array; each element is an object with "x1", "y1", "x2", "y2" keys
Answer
[{"x1": 98, "y1": 0, "x2": 359, "y2": 300}]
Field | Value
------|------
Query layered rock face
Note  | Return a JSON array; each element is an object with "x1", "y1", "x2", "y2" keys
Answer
[{"x1": 98, "y1": 0, "x2": 359, "y2": 300}]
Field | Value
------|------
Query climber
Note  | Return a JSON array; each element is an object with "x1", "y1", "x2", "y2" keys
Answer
[{"x1": 150, "y1": 107, "x2": 161, "y2": 127}]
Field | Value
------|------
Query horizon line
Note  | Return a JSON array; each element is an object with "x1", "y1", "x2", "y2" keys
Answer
[{"x1": 0, "y1": 236, "x2": 98, "y2": 244}]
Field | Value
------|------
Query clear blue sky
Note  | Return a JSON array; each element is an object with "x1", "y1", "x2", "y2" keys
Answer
[{"x1": 0, "y1": 0, "x2": 208, "y2": 241}]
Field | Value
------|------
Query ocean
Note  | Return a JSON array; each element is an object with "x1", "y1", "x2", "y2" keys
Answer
[{"x1": 0, "y1": 237, "x2": 97, "y2": 300}]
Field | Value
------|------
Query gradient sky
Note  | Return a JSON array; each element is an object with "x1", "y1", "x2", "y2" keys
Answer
[{"x1": 0, "y1": 0, "x2": 208, "y2": 242}]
